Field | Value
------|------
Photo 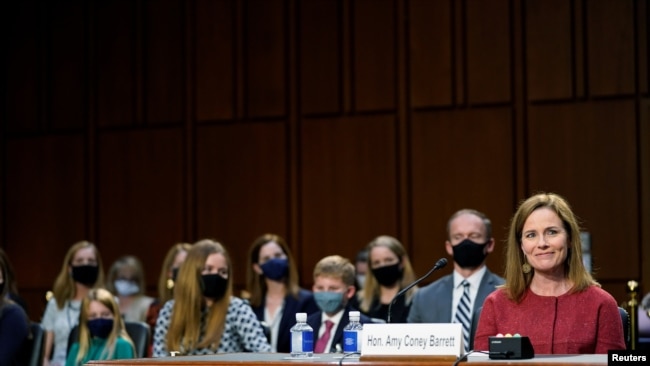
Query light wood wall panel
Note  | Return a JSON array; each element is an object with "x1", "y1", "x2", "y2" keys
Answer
[
  {"x1": 145, "y1": 0, "x2": 185, "y2": 124},
  {"x1": 527, "y1": 101, "x2": 638, "y2": 296},
  {"x1": 195, "y1": 122, "x2": 289, "y2": 286},
  {"x1": 410, "y1": 108, "x2": 515, "y2": 277},
  {"x1": 97, "y1": 129, "x2": 185, "y2": 274},
  {"x1": 94, "y1": 0, "x2": 137, "y2": 127},
  {"x1": 526, "y1": 0, "x2": 573, "y2": 101},
  {"x1": 466, "y1": 0, "x2": 511, "y2": 104},
  {"x1": 354, "y1": 0, "x2": 396, "y2": 111},
  {"x1": 5, "y1": 136, "x2": 87, "y2": 315},
  {"x1": 587, "y1": 0, "x2": 635, "y2": 96},
  {"x1": 49, "y1": 2, "x2": 85, "y2": 130},
  {"x1": 300, "y1": 116, "x2": 399, "y2": 277},
  {"x1": 409, "y1": 0, "x2": 453, "y2": 108},
  {"x1": 299, "y1": 0, "x2": 341, "y2": 115},
  {"x1": 246, "y1": 0, "x2": 286, "y2": 118},
  {"x1": 196, "y1": 0, "x2": 235, "y2": 121}
]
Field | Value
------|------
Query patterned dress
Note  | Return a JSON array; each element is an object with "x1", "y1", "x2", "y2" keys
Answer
[{"x1": 153, "y1": 296, "x2": 271, "y2": 357}]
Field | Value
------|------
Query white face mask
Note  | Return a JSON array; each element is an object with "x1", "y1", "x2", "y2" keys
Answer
[
  {"x1": 356, "y1": 274, "x2": 366, "y2": 287},
  {"x1": 114, "y1": 279, "x2": 140, "y2": 296}
]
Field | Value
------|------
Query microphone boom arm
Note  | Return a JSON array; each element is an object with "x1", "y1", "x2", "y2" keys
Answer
[{"x1": 387, "y1": 258, "x2": 447, "y2": 323}]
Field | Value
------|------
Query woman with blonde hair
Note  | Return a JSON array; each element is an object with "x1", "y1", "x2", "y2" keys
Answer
[
  {"x1": 42, "y1": 241, "x2": 105, "y2": 366},
  {"x1": 359, "y1": 235, "x2": 417, "y2": 323},
  {"x1": 146, "y1": 243, "x2": 192, "y2": 332},
  {"x1": 245, "y1": 233, "x2": 317, "y2": 352},
  {"x1": 66, "y1": 288, "x2": 135, "y2": 365},
  {"x1": 152, "y1": 239, "x2": 270, "y2": 356}
]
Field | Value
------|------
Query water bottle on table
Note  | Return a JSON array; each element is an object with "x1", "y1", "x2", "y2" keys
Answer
[
  {"x1": 291, "y1": 312, "x2": 313, "y2": 357},
  {"x1": 343, "y1": 311, "x2": 363, "y2": 354}
]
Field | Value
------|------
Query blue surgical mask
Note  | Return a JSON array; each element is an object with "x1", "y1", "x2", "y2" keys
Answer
[
  {"x1": 314, "y1": 291, "x2": 345, "y2": 314},
  {"x1": 356, "y1": 274, "x2": 366, "y2": 288},
  {"x1": 260, "y1": 258, "x2": 289, "y2": 281},
  {"x1": 87, "y1": 318, "x2": 114, "y2": 339}
]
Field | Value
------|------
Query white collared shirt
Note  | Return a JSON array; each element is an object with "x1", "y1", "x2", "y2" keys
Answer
[
  {"x1": 318, "y1": 309, "x2": 345, "y2": 353},
  {"x1": 451, "y1": 266, "x2": 487, "y2": 322}
]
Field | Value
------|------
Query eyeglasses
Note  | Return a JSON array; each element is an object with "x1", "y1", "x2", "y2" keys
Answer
[{"x1": 522, "y1": 228, "x2": 565, "y2": 242}]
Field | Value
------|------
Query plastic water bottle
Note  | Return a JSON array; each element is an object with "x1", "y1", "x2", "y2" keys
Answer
[
  {"x1": 343, "y1": 311, "x2": 363, "y2": 353},
  {"x1": 290, "y1": 312, "x2": 313, "y2": 357}
]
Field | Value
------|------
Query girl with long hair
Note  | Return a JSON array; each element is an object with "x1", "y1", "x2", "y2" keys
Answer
[
  {"x1": 66, "y1": 288, "x2": 135, "y2": 365},
  {"x1": 152, "y1": 239, "x2": 270, "y2": 356}
]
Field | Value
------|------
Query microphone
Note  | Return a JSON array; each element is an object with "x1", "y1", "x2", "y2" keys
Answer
[{"x1": 387, "y1": 257, "x2": 448, "y2": 323}]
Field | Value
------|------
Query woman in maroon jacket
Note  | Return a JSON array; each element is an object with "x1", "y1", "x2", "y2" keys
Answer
[{"x1": 474, "y1": 193, "x2": 625, "y2": 354}]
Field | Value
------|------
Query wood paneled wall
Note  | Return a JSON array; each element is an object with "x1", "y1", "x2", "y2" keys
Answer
[{"x1": 2, "y1": 0, "x2": 648, "y2": 321}]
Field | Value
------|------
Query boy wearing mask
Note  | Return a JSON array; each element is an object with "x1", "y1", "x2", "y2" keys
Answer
[
  {"x1": 407, "y1": 209, "x2": 505, "y2": 351},
  {"x1": 307, "y1": 255, "x2": 372, "y2": 353}
]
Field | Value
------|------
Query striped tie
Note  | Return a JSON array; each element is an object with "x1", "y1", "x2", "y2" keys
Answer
[{"x1": 454, "y1": 280, "x2": 471, "y2": 352}]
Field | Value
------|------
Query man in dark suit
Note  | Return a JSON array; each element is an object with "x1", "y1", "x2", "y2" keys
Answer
[
  {"x1": 407, "y1": 209, "x2": 505, "y2": 350},
  {"x1": 307, "y1": 255, "x2": 373, "y2": 353}
]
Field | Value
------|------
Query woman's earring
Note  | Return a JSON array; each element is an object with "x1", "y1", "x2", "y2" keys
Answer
[
  {"x1": 522, "y1": 262, "x2": 532, "y2": 274},
  {"x1": 166, "y1": 278, "x2": 175, "y2": 289}
]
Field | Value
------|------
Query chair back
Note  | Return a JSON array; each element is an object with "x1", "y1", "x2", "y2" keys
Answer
[
  {"x1": 15, "y1": 322, "x2": 44, "y2": 366},
  {"x1": 619, "y1": 306, "x2": 630, "y2": 350},
  {"x1": 68, "y1": 321, "x2": 151, "y2": 358},
  {"x1": 125, "y1": 321, "x2": 151, "y2": 358}
]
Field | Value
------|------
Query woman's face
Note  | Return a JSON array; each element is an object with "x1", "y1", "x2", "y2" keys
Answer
[
  {"x1": 257, "y1": 241, "x2": 287, "y2": 265},
  {"x1": 87, "y1": 300, "x2": 114, "y2": 320},
  {"x1": 253, "y1": 241, "x2": 287, "y2": 275},
  {"x1": 521, "y1": 207, "x2": 569, "y2": 275},
  {"x1": 168, "y1": 250, "x2": 188, "y2": 278},
  {"x1": 71, "y1": 247, "x2": 98, "y2": 267},
  {"x1": 369, "y1": 246, "x2": 399, "y2": 269},
  {"x1": 116, "y1": 266, "x2": 136, "y2": 282},
  {"x1": 203, "y1": 253, "x2": 228, "y2": 278}
]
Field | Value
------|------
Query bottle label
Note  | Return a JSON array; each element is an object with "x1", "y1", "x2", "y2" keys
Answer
[
  {"x1": 292, "y1": 330, "x2": 314, "y2": 353},
  {"x1": 302, "y1": 331, "x2": 314, "y2": 352},
  {"x1": 343, "y1": 330, "x2": 358, "y2": 353}
]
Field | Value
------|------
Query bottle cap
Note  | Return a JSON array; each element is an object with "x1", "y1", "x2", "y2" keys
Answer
[
  {"x1": 349, "y1": 311, "x2": 360, "y2": 320},
  {"x1": 296, "y1": 312, "x2": 307, "y2": 322}
]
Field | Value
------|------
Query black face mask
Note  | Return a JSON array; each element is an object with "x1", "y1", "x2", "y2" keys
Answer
[
  {"x1": 87, "y1": 318, "x2": 114, "y2": 339},
  {"x1": 371, "y1": 263, "x2": 402, "y2": 287},
  {"x1": 201, "y1": 274, "x2": 228, "y2": 300},
  {"x1": 71, "y1": 265, "x2": 99, "y2": 286},
  {"x1": 452, "y1": 239, "x2": 489, "y2": 268}
]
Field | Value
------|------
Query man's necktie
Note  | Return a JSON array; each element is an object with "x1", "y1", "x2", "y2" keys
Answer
[
  {"x1": 314, "y1": 320, "x2": 334, "y2": 353},
  {"x1": 454, "y1": 280, "x2": 472, "y2": 352}
]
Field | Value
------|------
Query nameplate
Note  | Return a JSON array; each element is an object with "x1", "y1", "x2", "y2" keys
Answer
[{"x1": 361, "y1": 323, "x2": 463, "y2": 357}]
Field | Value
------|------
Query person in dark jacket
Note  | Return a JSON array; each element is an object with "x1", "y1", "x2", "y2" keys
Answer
[{"x1": 245, "y1": 234, "x2": 318, "y2": 352}]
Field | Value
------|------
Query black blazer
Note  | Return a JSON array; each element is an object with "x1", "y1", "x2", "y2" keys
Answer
[
  {"x1": 307, "y1": 304, "x2": 373, "y2": 353},
  {"x1": 252, "y1": 288, "x2": 319, "y2": 353}
]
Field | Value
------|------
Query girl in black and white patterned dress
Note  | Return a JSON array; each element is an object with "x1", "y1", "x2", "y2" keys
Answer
[{"x1": 153, "y1": 239, "x2": 271, "y2": 356}]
